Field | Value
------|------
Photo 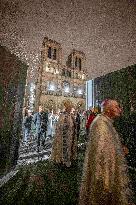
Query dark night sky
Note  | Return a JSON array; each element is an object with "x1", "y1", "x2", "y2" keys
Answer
[{"x1": 0, "y1": 0, "x2": 136, "y2": 80}]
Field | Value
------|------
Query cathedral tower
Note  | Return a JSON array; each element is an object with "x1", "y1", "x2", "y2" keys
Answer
[{"x1": 35, "y1": 37, "x2": 88, "y2": 111}]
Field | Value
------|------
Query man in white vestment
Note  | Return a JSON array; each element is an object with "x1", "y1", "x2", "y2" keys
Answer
[{"x1": 79, "y1": 99, "x2": 132, "y2": 205}]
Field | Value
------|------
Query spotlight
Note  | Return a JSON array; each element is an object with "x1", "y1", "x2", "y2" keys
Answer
[
  {"x1": 64, "y1": 87, "x2": 69, "y2": 93},
  {"x1": 78, "y1": 89, "x2": 83, "y2": 95},
  {"x1": 49, "y1": 84, "x2": 55, "y2": 91}
]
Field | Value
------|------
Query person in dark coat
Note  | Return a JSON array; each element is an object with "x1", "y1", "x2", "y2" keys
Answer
[
  {"x1": 33, "y1": 106, "x2": 48, "y2": 151},
  {"x1": 23, "y1": 110, "x2": 33, "y2": 144}
]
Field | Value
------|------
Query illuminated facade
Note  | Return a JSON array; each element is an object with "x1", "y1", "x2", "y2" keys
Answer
[{"x1": 35, "y1": 37, "x2": 88, "y2": 111}]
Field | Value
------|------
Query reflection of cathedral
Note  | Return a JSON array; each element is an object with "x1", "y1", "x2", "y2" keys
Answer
[{"x1": 35, "y1": 37, "x2": 88, "y2": 111}]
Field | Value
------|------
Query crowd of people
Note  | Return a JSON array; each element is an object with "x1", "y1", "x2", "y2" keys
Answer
[
  {"x1": 22, "y1": 106, "x2": 59, "y2": 148},
  {"x1": 22, "y1": 99, "x2": 135, "y2": 204},
  {"x1": 22, "y1": 104, "x2": 98, "y2": 148}
]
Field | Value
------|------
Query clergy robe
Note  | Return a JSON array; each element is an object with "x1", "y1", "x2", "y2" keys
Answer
[
  {"x1": 51, "y1": 112, "x2": 77, "y2": 167},
  {"x1": 79, "y1": 114, "x2": 132, "y2": 205}
]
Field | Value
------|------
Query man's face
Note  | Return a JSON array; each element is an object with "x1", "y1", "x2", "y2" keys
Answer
[
  {"x1": 28, "y1": 111, "x2": 32, "y2": 116},
  {"x1": 109, "y1": 101, "x2": 122, "y2": 118},
  {"x1": 71, "y1": 108, "x2": 75, "y2": 114}
]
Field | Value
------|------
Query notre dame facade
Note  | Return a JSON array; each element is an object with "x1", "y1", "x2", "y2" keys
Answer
[{"x1": 35, "y1": 36, "x2": 88, "y2": 112}]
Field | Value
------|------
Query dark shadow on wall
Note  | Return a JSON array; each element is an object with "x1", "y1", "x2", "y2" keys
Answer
[
  {"x1": 0, "y1": 45, "x2": 28, "y2": 175},
  {"x1": 93, "y1": 64, "x2": 136, "y2": 116}
]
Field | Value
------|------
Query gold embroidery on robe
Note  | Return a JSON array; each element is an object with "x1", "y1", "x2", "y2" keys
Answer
[
  {"x1": 79, "y1": 114, "x2": 131, "y2": 205},
  {"x1": 51, "y1": 112, "x2": 77, "y2": 167}
]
